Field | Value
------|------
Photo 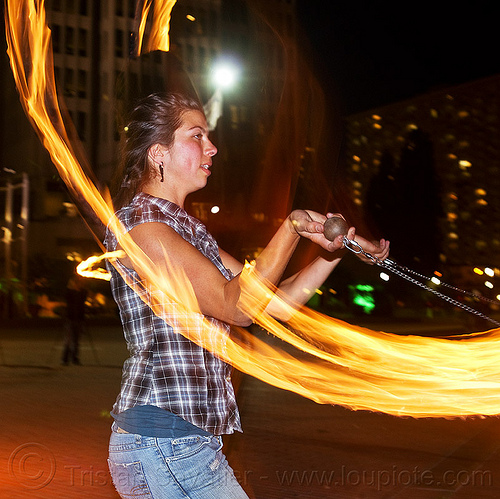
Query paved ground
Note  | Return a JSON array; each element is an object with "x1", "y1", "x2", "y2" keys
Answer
[{"x1": 1, "y1": 316, "x2": 500, "y2": 498}]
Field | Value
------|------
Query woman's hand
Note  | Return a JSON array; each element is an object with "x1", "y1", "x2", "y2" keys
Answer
[
  {"x1": 289, "y1": 210, "x2": 355, "y2": 252},
  {"x1": 352, "y1": 235, "x2": 391, "y2": 264}
]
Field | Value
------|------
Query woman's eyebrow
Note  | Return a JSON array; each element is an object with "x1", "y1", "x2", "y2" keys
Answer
[{"x1": 187, "y1": 124, "x2": 208, "y2": 133}]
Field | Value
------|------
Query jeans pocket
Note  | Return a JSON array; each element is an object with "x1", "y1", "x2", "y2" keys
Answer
[
  {"x1": 170, "y1": 435, "x2": 212, "y2": 460},
  {"x1": 165, "y1": 436, "x2": 247, "y2": 497},
  {"x1": 108, "y1": 459, "x2": 153, "y2": 498}
]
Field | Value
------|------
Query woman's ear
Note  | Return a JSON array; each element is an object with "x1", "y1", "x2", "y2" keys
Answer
[{"x1": 148, "y1": 143, "x2": 166, "y2": 165}]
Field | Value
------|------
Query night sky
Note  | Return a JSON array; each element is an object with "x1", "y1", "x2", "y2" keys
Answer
[{"x1": 296, "y1": 1, "x2": 500, "y2": 115}]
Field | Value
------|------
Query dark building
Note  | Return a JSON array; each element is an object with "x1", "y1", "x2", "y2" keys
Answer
[{"x1": 342, "y1": 75, "x2": 500, "y2": 292}]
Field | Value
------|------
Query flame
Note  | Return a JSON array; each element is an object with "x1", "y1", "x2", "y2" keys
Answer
[
  {"x1": 5, "y1": 0, "x2": 500, "y2": 418},
  {"x1": 136, "y1": 0, "x2": 177, "y2": 55},
  {"x1": 77, "y1": 251, "x2": 125, "y2": 281}
]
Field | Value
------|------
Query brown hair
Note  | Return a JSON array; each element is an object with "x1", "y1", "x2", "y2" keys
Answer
[{"x1": 111, "y1": 92, "x2": 204, "y2": 208}]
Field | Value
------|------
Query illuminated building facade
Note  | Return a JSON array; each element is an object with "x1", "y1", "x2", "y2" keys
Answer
[{"x1": 342, "y1": 76, "x2": 500, "y2": 283}]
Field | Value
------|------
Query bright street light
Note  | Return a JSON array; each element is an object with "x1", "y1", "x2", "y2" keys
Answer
[
  {"x1": 212, "y1": 62, "x2": 239, "y2": 90},
  {"x1": 204, "y1": 61, "x2": 240, "y2": 130}
]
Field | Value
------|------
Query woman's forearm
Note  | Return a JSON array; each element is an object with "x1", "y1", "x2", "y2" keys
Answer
[
  {"x1": 228, "y1": 215, "x2": 301, "y2": 324},
  {"x1": 281, "y1": 255, "x2": 343, "y2": 302},
  {"x1": 265, "y1": 254, "x2": 344, "y2": 320},
  {"x1": 252, "y1": 215, "x2": 301, "y2": 285}
]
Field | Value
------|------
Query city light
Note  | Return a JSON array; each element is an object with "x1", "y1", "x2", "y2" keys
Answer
[
  {"x1": 485, "y1": 267, "x2": 495, "y2": 277},
  {"x1": 212, "y1": 62, "x2": 239, "y2": 89}
]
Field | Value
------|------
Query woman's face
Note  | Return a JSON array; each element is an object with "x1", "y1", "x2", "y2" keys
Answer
[{"x1": 163, "y1": 110, "x2": 217, "y2": 198}]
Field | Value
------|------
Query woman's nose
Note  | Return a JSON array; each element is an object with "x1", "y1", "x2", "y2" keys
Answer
[{"x1": 206, "y1": 140, "x2": 217, "y2": 157}]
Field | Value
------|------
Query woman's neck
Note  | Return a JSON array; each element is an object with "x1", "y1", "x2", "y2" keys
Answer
[{"x1": 141, "y1": 183, "x2": 186, "y2": 209}]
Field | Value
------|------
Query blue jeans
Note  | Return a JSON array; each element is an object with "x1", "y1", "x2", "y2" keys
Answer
[{"x1": 108, "y1": 425, "x2": 249, "y2": 498}]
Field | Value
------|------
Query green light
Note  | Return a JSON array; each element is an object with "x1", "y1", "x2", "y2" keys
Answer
[
  {"x1": 350, "y1": 284, "x2": 376, "y2": 314},
  {"x1": 353, "y1": 294, "x2": 375, "y2": 313}
]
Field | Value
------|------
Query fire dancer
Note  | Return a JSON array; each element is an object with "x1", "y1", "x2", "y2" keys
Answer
[{"x1": 104, "y1": 92, "x2": 389, "y2": 498}]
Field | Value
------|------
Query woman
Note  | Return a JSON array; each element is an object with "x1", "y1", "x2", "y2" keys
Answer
[{"x1": 105, "y1": 92, "x2": 389, "y2": 498}]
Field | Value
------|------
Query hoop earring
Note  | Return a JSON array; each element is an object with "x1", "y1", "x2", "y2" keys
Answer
[{"x1": 159, "y1": 162, "x2": 164, "y2": 182}]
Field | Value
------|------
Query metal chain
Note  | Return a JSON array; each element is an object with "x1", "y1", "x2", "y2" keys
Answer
[
  {"x1": 382, "y1": 259, "x2": 499, "y2": 305},
  {"x1": 342, "y1": 237, "x2": 500, "y2": 327}
]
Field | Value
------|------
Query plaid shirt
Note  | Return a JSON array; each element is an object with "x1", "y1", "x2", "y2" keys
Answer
[{"x1": 104, "y1": 192, "x2": 241, "y2": 435}]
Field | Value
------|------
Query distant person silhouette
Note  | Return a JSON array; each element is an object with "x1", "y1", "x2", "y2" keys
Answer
[{"x1": 61, "y1": 274, "x2": 87, "y2": 365}]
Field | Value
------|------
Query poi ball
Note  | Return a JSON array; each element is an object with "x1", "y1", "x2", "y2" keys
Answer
[{"x1": 323, "y1": 216, "x2": 349, "y2": 241}]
